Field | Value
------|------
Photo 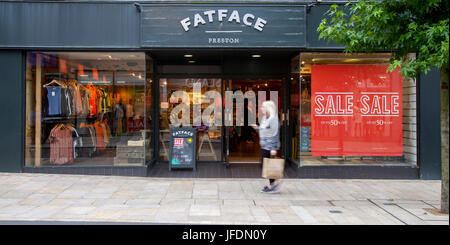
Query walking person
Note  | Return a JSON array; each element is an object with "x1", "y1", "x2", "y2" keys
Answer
[{"x1": 251, "y1": 100, "x2": 281, "y2": 193}]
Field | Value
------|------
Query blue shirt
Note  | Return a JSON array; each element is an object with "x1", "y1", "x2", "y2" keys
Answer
[{"x1": 46, "y1": 86, "x2": 62, "y2": 116}]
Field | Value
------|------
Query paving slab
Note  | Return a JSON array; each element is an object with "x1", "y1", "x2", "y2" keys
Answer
[{"x1": 0, "y1": 173, "x2": 447, "y2": 225}]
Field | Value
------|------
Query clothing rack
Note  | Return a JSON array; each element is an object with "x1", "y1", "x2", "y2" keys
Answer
[{"x1": 43, "y1": 72, "x2": 71, "y2": 80}]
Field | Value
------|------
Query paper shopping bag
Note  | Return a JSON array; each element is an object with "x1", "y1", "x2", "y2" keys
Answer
[{"x1": 262, "y1": 157, "x2": 285, "y2": 179}]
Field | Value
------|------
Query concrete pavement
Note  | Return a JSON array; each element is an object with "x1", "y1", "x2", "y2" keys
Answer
[{"x1": 0, "y1": 173, "x2": 448, "y2": 225}]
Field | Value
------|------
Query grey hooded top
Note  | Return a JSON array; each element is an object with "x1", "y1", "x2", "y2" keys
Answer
[{"x1": 258, "y1": 115, "x2": 281, "y2": 151}]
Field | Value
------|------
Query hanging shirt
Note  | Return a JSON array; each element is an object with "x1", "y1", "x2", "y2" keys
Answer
[
  {"x1": 49, "y1": 126, "x2": 74, "y2": 165},
  {"x1": 87, "y1": 85, "x2": 98, "y2": 116},
  {"x1": 73, "y1": 84, "x2": 83, "y2": 115},
  {"x1": 46, "y1": 86, "x2": 62, "y2": 116},
  {"x1": 94, "y1": 122, "x2": 105, "y2": 150},
  {"x1": 99, "y1": 90, "x2": 111, "y2": 112},
  {"x1": 126, "y1": 104, "x2": 134, "y2": 118}
]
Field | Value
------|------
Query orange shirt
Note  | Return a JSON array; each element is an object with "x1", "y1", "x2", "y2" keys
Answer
[
  {"x1": 87, "y1": 85, "x2": 98, "y2": 116},
  {"x1": 94, "y1": 122, "x2": 105, "y2": 150}
]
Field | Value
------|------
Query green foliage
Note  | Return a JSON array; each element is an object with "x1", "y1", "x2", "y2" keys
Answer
[{"x1": 317, "y1": 0, "x2": 449, "y2": 79}]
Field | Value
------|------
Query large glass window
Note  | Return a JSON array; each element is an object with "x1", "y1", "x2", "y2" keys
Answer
[
  {"x1": 293, "y1": 53, "x2": 417, "y2": 166},
  {"x1": 25, "y1": 52, "x2": 150, "y2": 167}
]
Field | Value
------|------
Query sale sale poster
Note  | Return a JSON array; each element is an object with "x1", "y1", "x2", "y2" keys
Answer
[{"x1": 310, "y1": 64, "x2": 403, "y2": 156}]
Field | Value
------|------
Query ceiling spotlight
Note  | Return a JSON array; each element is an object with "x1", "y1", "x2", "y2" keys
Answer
[{"x1": 252, "y1": 54, "x2": 261, "y2": 58}]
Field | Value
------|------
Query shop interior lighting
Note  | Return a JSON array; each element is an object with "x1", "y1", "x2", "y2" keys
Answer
[
  {"x1": 184, "y1": 54, "x2": 193, "y2": 58},
  {"x1": 252, "y1": 54, "x2": 262, "y2": 58},
  {"x1": 188, "y1": 60, "x2": 196, "y2": 63},
  {"x1": 343, "y1": 59, "x2": 361, "y2": 63}
]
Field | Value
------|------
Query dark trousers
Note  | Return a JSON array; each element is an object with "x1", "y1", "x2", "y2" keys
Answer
[{"x1": 261, "y1": 149, "x2": 275, "y2": 184}]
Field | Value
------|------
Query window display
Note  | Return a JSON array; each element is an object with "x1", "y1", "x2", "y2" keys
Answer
[
  {"x1": 25, "y1": 52, "x2": 150, "y2": 167},
  {"x1": 295, "y1": 53, "x2": 417, "y2": 166},
  {"x1": 311, "y1": 64, "x2": 403, "y2": 156}
]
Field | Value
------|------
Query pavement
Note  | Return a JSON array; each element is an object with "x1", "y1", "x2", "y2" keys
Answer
[{"x1": 0, "y1": 172, "x2": 448, "y2": 225}]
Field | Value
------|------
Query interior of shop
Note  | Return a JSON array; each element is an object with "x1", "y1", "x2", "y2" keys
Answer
[
  {"x1": 228, "y1": 79, "x2": 283, "y2": 163},
  {"x1": 25, "y1": 52, "x2": 151, "y2": 167}
]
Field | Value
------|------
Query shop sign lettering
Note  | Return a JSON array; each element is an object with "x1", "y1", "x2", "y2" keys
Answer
[
  {"x1": 180, "y1": 9, "x2": 267, "y2": 32},
  {"x1": 314, "y1": 93, "x2": 400, "y2": 117}
]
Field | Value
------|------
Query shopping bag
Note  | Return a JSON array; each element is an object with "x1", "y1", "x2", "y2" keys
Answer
[{"x1": 262, "y1": 157, "x2": 285, "y2": 179}]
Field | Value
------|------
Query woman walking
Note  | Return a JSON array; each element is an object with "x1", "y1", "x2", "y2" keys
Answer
[{"x1": 251, "y1": 100, "x2": 281, "y2": 193}]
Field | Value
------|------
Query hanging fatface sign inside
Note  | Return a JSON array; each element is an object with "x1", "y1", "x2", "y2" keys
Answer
[{"x1": 310, "y1": 64, "x2": 403, "y2": 156}]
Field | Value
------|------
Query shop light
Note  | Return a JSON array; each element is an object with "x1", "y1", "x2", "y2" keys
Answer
[
  {"x1": 184, "y1": 54, "x2": 194, "y2": 58},
  {"x1": 252, "y1": 54, "x2": 261, "y2": 58},
  {"x1": 188, "y1": 60, "x2": 196, "y2": 63},
  {"x1": 343, "y1": 59, "x2": 361, "y2": 62}
]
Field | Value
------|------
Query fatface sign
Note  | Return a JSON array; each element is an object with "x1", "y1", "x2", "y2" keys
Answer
[
  {"x1": 141, "y1": 5, "x2": 306, "y2": 48},
  {"x1": 180, "y1": 9, "x2": 267, "y2": 32}
]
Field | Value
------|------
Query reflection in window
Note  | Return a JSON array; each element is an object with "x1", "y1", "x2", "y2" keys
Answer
[{"x1": 25, "y1": 52, "x2": 150, "y2": 167}]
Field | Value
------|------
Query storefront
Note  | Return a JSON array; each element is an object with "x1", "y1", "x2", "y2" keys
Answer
[{"x1": 0, "y1": 1, "x2": 442, "y2": 179}]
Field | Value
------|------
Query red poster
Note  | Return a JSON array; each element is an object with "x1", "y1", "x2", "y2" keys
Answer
[
  {"x1": 59, "y1": 59, "x2": 67, "y2": 73},
  {"x1": 77, "y1": 64, "x2": 84, "y2": 76},
  {"x1": 311, "y1": 65, "x2": 403, "y2": 156},
  {"x1": 92, "y1": 68, "x2": 99, "y2": 80}
]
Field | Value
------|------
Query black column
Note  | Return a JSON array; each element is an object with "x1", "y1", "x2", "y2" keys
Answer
[
  {"x1": 418, "y1": 68, "x2": 442, "y2": 180},
  {"x1": 0, "y1": 51, "x2": 24, "y2": 172}
]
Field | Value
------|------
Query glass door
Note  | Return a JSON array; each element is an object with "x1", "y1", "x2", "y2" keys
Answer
[{"x1": 158, "y1": 78, "x2": 223, "y2": 162}]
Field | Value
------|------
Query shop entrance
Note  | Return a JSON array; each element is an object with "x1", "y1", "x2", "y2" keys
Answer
[
  {"x1": 225, "y1": 79, "x2": 284, "y2": 164},
  {"x1": 150, "y1": 49, "x2": 295, "y2": 177}
]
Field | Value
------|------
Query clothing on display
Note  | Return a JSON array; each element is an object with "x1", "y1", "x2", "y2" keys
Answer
[
  {"x1": 48, "y1": 120, "x2": 111, "y2": 165},
  {"x1": 49, "y1": 123, "x2": 78, "y2": 165},
  {"x1": 44, "y1": 80, "x2": 96, "y2": 117}
]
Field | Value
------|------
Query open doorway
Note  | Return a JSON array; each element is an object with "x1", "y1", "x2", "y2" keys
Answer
[{"x1": 227, "y1": 78, "x2": 283, "y2": 163}]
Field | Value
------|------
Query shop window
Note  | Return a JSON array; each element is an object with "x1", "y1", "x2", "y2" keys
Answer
[
  {"x1": 292, "y1": 53, "x2": 417, "y2": 166},
  {"x1": 25, "y1": 52, "x2": 150, "y2": 167}
]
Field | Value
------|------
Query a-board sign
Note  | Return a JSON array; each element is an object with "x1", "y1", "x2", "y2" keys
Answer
[{"x1": 169, "y1": 127, "x2": 197, "y2": 171}]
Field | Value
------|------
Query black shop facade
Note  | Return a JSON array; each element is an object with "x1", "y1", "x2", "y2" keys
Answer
[{"x1": 0, "y1": 1, "x2": 442, "y2": 180}]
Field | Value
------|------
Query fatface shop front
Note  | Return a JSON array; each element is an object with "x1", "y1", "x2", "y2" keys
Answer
[{"x1": 0, "y1": 1, "x2": 441, "y2": 179}]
